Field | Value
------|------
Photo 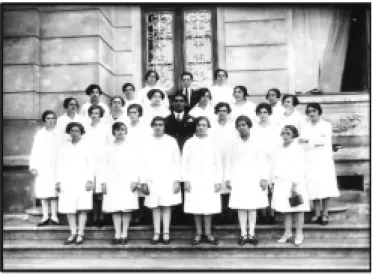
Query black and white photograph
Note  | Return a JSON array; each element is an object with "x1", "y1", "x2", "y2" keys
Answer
[{"x1": 2, "y1": 1, "x2": 371, "y2": 271}]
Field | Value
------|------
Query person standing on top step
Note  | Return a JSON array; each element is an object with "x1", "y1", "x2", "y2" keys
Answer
[
  {"x1": 265, "y1": 88, "x2": 285, "y2": 125},
  {"x1": 99, "y1": 122, "x2": 140, "y2": 245},
  {"x1": 271, "y1": 125, "x2": 310, "y2": 246},
  {"x1": 80, "y1": 84, "x2": 110, "y2": 120},
  {"x1": 56, "y1": 122, "x2": 94, "y2": 245},
  {"x1": 180, "y1": 71, "x2": 200, "y2": 111},
  {"x1": 182, "y1": 116, "x2": 223, "y2": 245},
  {"x1": 299, "y1": 103, "x2": 340, "y2": 225},
  {"x1": 225, "y1": 115, "x2": 270, "y2": 246},
  {"x1": 30, "y1": 110, "x2": 62, "y2": 226},
  {"x1": 141, "y1": 116, "x2": 182, "y2": 245},
  {"x1": 209, "y1": 69, "x2": 234, "y2": 106}
]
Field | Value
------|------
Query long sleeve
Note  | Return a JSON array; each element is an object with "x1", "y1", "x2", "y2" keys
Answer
[
  {"x1": 181, "y1": 140, "x2": 192, "y2": 182},
  {"x1": 29, "y1": 130, "x2": 41, "y2": 170},
  {"x1": 213, "y1": 142, "x2": 223, "y2": 184},
  {"x1": 171, "y1": 138, "x2": 182, "y2": 181},
  {"x1": 224, "y1": 143, "x2": 234, "y2": 182}
]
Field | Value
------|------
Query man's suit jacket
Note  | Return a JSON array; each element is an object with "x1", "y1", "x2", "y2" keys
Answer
[
  {"x1": 180, "y1": 87, "x2": 199, "y2": 110},
  {"x1": 164, "y1": 112, "x2": 196, "y2": 151}
]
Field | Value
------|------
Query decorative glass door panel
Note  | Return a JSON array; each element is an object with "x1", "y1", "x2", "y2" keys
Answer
[
  {"x1": 184, "y1": 10, "x2": 213, "y2": 88},
  {"x1": 144, "y1": 8, "x2": 214, "y2": 91},
  {"x1": 145, "y1": 11, "x2": 175, "y2": 90}
]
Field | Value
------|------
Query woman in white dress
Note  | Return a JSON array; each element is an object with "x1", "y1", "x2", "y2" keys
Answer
[
  {"x1": 299, "y1": 103, "x2": 339, "y2": 225},
  {"x1": 182, "y1": 116, "x2": 223, "y2": 245},
  {"x1": 278, "y1": 94, "x2": 305, "y2": 133},
  {"x1": 265, "y1": 88, "x2": 285, "y2": 124},
  {"x1": 141, "y1": 116, "x2": 182, "y2": 244},
  {"x1": 99, "y1": 122, "x2": 140, "y2": 245},
  {"x1": 230, "y1": 86, "x2": 257, "y2": 124},
  {"x1": 189, "y1": 88, "x2": 215, "y2": 122},
  {"x1": 271, "y1": 125, "x2": 310, "y2": 246},
  {"x1": 126, "y1": 104, "x2": 152, "y2": 225},
  {"x1": 80, "y1": 84, "x2": 110, "y2": 120},
  {"x1": 30, "y1": 110, "x2": 61, "y2": 226},
  {"x1": 209, "y1": 69, "x2": 234, "y2": 106},
  {"x1": 251, "y1": 103, "x2": 282, "y2": 224},
  {"x1": 211, "y1": 102, "x2": 237, "y2": 224},
  {"x1": 137, "y1": 70, "x2": 169, "y2": 108},
  {"x1": 142, "y1": 89, "x2": 171, "y2": 126},
  {"x1": 122, "y1": 83, "x2": 142, "y2": 107},
  {"x1": 84, "y1": 105, "x2": 111, "y2": 227},
  {"x1": 106, "y1": 95, "x2": 129, "y2": 131},
  {"x1": 56, "y1": 122, "x2": 94, "y2": 245},
  {"x1": 56, "y1": 97, "x2": 89, "y2": 142},
  {"x1": 225, "y1": 116, "x2": 269, "y2": 246}
]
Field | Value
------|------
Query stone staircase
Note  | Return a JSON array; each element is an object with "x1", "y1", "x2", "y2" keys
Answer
[{"x1": 3, "y1": 210, "x2": 370, "y2": 270}]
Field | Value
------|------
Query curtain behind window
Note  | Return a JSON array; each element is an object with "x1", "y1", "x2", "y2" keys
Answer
[{"x1": 291, "y1": 7, "x2": 351, "y2": 93}]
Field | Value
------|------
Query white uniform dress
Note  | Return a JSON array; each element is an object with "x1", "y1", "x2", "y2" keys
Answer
[
  {"x1": 29, "y1": 127, "x2": 61, "y2": 199},
  {"x1": 230, "y1": 101, "x2": 257, "y2": 125},
  {"x1": 56, "y1": 113, "x2": 89, "y2": 142},
  {"x1": 142, "y1": 104, "x2": 171, "y2": 127},
  {"x1": 271, "y1": 141, "x2": 310, "y2": 213},
  {"x1": 182, "y1": 135, "x2": 223, "y2": 215},
  {"x1": 278, "y1": 109, "x2": 305, "y2": 134},
  {"x1": 80, "y1": 101, "x2": 110, "y2": 120},
  {"x1": 226, "y1": 136, "x2": 269, "y2": 210},
  {"x1": 56, "y1": 140, "x2": 93, "y2": 213},
  {"x1": 210, "y1": 120, "x2": 237, "y2": 194},
  {"x1": 270, "y1": 104, "x2": 285, "y2": 125},
  {"x1": 189, "y1": 104, "x2": 216, "y2": 124},
  {"x1": 84, "y1": 121, "x2": 111, "y2": 193},
  {"x1": 141, "y1": 135, "x2": 182, "y2": 208},
  {"x1": 300, "y1": 119, "x2": 340, "y2": 200},
  {"x1": 210, "y1": 85, "x2": 234, "y2": 106},
  {"x1": 99, "y1": 141, "x2": 140, "y2": 213}
]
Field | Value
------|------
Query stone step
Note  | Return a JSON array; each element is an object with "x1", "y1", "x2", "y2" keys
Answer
[
  {"x1": 3, "y1": 256, "x2": 370, "y2": 270},
  {"x1": 4, "y1": 238, "x2": 369, "y2": 259},
  {"x1": 4, "y1": 224, "x2": 370, "y2": 240}
]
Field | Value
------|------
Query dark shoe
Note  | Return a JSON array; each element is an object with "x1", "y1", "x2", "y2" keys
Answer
[
  {"x1": 321, "y1": 215, "x2": 329, "y2": 225},
  {"x1": 96, "y1": 220, "x2": 105, "y2": 228},
  {"x1": 310, "y1": 215, "x2": 321, "y2": 224},
  {"x1": 151, "y1": 233, "x2": 161, "y2": 245},
  {"x1": 112, "y1": 238, "x2": 121, "y2": 245},
  {"x1": 268, "y1": 215, "x2": 277, "y2": 225},
  {"x1": 205, "y1": 235, "x2": 219, "y2": 245},
  {"x1": 238, "y1": 235, "x2": 248, "y2": 246},
  {"x1": 192, "y1": 234, "x2": 202, "y2": 245},
  {"x1": 162, "y1": 233, "x2": 171, "y2": 245},
  {"x1": 37, "y1": 219, "x2": 50, "y2": 227},
  {"x1": 50, "y1": 219, "x2": 60, "y2": 225},
  {"x1": 120, "y1": 238, "x2": 128, "y2": 245},
  {"x1": 75, "y1": 235, "x2": 84, "y2": 245},
  {"x1": 248, "y1": 235, "x2": 259, "y2": 246},
  {"x1": 65, "y1": 234, "x2": 77, "y2": 245}
]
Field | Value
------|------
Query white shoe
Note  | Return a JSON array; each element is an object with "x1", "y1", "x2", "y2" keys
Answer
[{"x1": 277, "y1": 233, "x2": 293, "y2": 243}]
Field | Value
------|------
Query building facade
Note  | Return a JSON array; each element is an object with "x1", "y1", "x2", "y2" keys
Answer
[{"x1": 3, "y1": 4, "x2": 370, "y2": 212}]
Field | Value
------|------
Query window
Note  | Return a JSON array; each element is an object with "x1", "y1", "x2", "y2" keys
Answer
[{"x1": 142, "y1": 6, "x2": 217, "y2": 92}]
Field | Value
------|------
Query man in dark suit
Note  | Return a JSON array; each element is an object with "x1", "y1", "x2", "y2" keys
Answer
[
  {"x1": 165, "y1": 93, "x2": 196, "y2": 225},
  {"x1": 180, "y1": 71, "x2": 199, "y2": 111}
]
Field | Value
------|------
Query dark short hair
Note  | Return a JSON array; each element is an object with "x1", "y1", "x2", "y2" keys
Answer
[
  {"x1": 66, "y1": 122, "x2": 85, "y2": 135},
  {"x1": 88, "y1": 104, "x2": 105, "y2": 117},
  {"x1": 282, "y1": 94, "x2": 299, "y2": 107},
  {"x1": 147, "y1": 88, "x2": 165, "y2": 100},
  {"x1": 63, "y1": 97, "x2": 80, "y2": 109},
  {"x1": 196, "y1": 88, "x2": 212, "y2": 103},
  {"x1": 151, "y1": 116, "x2": 165, "y2": 127},
  {"x1": 234, "y1": 85, "x2": 249, "y2": 98},
  {"x1": 181, "y1": 71, "x2": 193, "y2": 80},
  {"x1": 122, "y1": 82, "x2": 135, "y2": 92},
  {"x1": 266, "y1": 88, "x2": 281, "y2": 99},
  {"x1": 214, "y1": 102, "x2": 232, "y2": 114},
  {"x1": 127, "y1": 103, "x2": 143, "y2": 117},
  {"x1": 112, "y1": 121, "x2": 127, "y2": 135},
  {"x1": 235, "y1": 115, "x2": 253, "y2": 129},
  {"x1": 195, "y1": 116, "x2": 211, "y2": 128},
  {"x1": 85, "y1": 84, "x2": 103, "y2": 95},
  {"x1": 41, "y1": 110, "x2": 56, "y2": 122},
  {"x1": 172, "y1": 93, "x2": 187, "y2": 102},
  {"x1": 214, "y1": 68, "x2": 228, "y2": 80},
  {"x1": 282, "y1": 125, "x2": 299, "y2": 138},
  {"x1": 306, "y1": 102, "x2": 323, "y2": 116},
  {"x1": 255, "y1": 103, "x2": 272, "y2": 115},
  {"x1": 144, "y1": 70, "x2": 160, "y2": 82},
  {"x1": 110, "y1": 95, "x2": 125, "y2": 107}
]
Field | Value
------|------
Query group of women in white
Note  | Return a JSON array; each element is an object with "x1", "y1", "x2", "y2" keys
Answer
[{"x1": 29, "y1": 68, "x2": 340, "y2": 247}]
